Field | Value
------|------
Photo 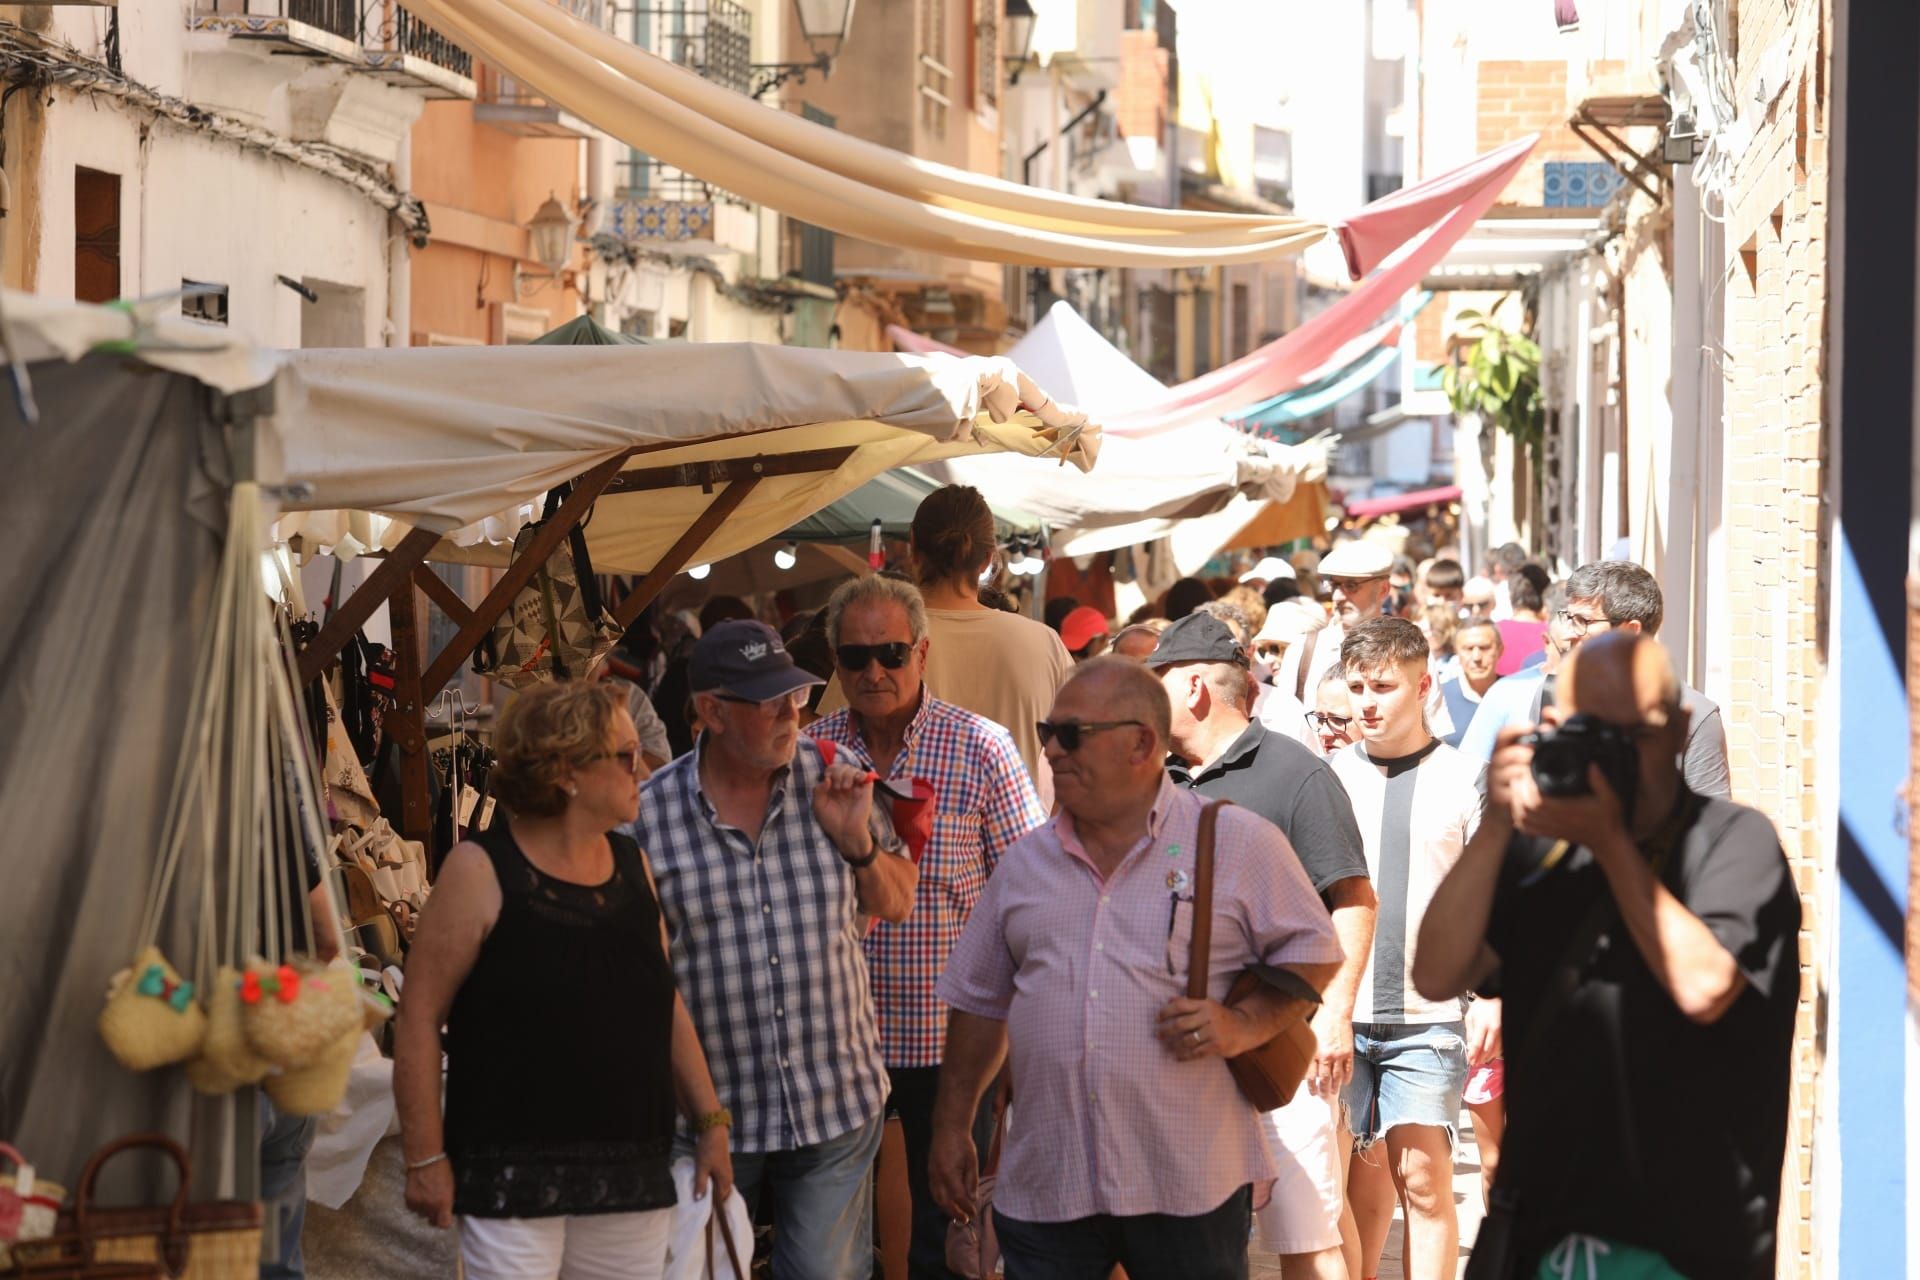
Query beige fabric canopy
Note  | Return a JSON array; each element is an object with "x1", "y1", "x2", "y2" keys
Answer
[
  {"x1": 269, "y1": 342, "x2": 1097, "y2": 575},
  {"x1": 400, "y1": 0, "x2": 1328, "y2": 268},
  {"x1": 0, "y1": 294, "x2": 1097, "y2": 577}
]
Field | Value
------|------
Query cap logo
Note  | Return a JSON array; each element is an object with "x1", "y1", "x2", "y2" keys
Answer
[{"x1": 740, "y1": 641, "x2": 770, "y2": 663}]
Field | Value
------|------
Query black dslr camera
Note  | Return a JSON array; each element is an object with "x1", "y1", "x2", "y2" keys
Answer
[{"x1": 1522, "y1": 712, "x2": 1641, "y2": 821}]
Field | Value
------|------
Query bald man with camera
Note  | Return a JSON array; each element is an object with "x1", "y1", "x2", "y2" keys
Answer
[{"x1": 1415, "y1": 632, "x2": 1798, "y2": 1280}]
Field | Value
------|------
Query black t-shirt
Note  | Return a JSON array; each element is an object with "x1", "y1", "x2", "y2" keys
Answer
[
  {"x1": 1167, "y1": 721, "x2": 1369, "y2": 899},
  {"x1": 1483, "y1": 793, "x2": 1799, "y2": 1279}
]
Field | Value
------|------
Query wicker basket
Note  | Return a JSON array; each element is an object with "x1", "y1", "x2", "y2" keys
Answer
[
  {"x1": 262, "y1": 1027, "x2": 359, "y2": 1117},
  {"x1": 97, "y1": 948, "x2": 207, "y2": 1073},
  {"x1": 240, "y1": 960, "x2": 361, "y2": 1068},
  {"x1": 0, "y1": 1134, "x2": 259, "y2": 1279},
  {"x1": 186, "y1": 967, "x2": 274, "y2": 1097}
]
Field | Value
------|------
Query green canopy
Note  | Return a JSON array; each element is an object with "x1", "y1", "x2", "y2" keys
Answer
[
  {"x1": 530, "y1": 314, "x2": 650, "y2": 345},
  {"x1": 780, "y1": 466, "x2": 1044, "y2": 544}
]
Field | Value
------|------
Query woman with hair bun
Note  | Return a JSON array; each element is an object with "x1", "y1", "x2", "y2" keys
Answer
[{"x1": 394, "y1": 681, "x2": 731, "y2": 1279}]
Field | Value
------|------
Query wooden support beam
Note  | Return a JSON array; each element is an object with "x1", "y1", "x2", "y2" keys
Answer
[
  {"x1": 386, "y1": 575, "x2": 435, "y2": 849},
  {"x1": 412, "y1": 564, "x2": 476, "y2": 628},
  {"x1": 419, "y1": 453, "x2": 629, "y2": 701},
  {"x1": 599, "y1": 447, "x2": 856, "y2": 496},
  {"x1": 609, "y1": 476, "x2": 762, "y2": 632},
  {"x1": 297, "y1": 525, "x2": 441, "y2": 686}
]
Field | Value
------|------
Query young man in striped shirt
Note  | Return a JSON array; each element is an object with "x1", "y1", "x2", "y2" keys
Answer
[
  {"x1": 1329, "y1": 618, "x2": 1485, "y2": 1280},
  {"x1": 807, "y1": 575, "x2": 1047, "y2": 1280}
]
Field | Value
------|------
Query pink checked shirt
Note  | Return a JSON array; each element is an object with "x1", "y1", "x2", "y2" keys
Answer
[
  {"x1": 808, "y1": 694, "x2": 1047, "y2": 1068},
  {"x1": 937, "y1": 778, "x2": 1343, "y2": 1222}
]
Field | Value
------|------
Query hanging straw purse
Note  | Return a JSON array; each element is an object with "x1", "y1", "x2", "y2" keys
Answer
[{"x1": 3, "y1": 1134, "x2": 260, "y2": 1279}]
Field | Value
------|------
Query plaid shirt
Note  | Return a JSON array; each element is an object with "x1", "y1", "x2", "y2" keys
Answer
[
  {"x1": 630, "y1": 737, "x2": 889, "y2": 1154},
  {"x1": 809, "y1": 694, "x2": 1046, "y2": 1067}
]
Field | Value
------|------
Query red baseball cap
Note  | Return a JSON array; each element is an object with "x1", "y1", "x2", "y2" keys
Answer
[{"x1": 1059, "y1": 606, "x2": 1111, "y2": 653}]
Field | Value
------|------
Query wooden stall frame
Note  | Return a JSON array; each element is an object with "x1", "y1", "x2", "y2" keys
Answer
[{"x1": 298, "y1": 445, "x2": 857, "y2": 845}]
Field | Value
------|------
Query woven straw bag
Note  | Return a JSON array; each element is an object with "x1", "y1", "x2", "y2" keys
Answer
[
  {"x1": 185, "y1": 966, "x2": 275, "y2": 1097},
  {"x1": 97, "y1": 947, "x2": 207, "y2": 1073},
  {"x1": 2, "y1": 1134, "x2": 259, "y2": 1279},
  {"x1": 240, "y1": 960, "x2": 362, "y2": 1068},
  {"x1": 263, "y1": 1027, "x2": 360, "y2": 1117}
]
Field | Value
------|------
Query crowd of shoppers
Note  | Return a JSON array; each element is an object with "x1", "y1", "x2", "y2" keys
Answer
[{"x1": 390, "y1": 489, "x2": 1792, "y2": 1280}]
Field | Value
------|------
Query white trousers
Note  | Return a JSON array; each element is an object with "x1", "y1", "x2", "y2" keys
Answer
[{"x1": 460, "y1": 1209, "x2": 674, "y2": 1280}]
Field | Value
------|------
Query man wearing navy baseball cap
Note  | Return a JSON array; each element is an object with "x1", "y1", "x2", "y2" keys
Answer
[{"x1": 630, "y1": 618, "x2": 917, "y2": 1279}]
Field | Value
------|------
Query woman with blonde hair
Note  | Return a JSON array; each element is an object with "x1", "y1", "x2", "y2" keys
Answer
[{"x1": 395, "y1": 681, "x2": 731, "y2": 1279}]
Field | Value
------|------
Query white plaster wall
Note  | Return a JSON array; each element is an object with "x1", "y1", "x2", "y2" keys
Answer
[{"x1": 36, "y1": 99, "x2": 393, "y2": 347}]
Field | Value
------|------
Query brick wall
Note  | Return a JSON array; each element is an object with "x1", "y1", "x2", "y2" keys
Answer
[
  {"x1": 1710, "y1": 1, "x2": 1831, "y2": 1273},
  {"x1": 1473, "y1": 59, "x2": 1623, "y2": 204}
]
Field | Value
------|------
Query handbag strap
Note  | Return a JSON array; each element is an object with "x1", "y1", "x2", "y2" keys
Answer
[
  {"x1": 705, "y1": 1189, "x2": 745, "y2": 1278},
  {"x1": 1293, "y1": 630, "x2": 1320, "y2": 702},
  {"x1": 980, "y1": 1072, "x2": 1014, "y2": 1178},
  {"x1": 1187, "y1": 799, "x2": 1233, "y2": 1000},
  {"x1": 73, "y1": 1134, "x2": 192, "y2": 1273}
]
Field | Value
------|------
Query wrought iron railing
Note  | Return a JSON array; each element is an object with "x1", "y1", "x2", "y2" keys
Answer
[
  {"x1": 615, "y1": 157, "x2": 748, "y2": 207},
  {"x1": 363, "y1": 0, "x2": 473, "y2": 78},
  {"x1": 618, "y1": 0, "x2": 751, "y2": 96},
  {"x1": 197, "y1": 0, "x2": 471, "y2": 81}
]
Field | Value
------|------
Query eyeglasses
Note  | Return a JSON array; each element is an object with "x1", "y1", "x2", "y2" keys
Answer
[
  {"x1": 588, "y1": 747, "x2": 646, "y2": 776},
  {"x1": 1253, "y1": 641, "x2": 1287, "y2": 660},
  {"x1": 1306, "y1": 711, "x2": 1353, "y2": 732},
  {"x1": 1554, "y1": 607, "x2": 1616, "y2": 636},
  {"x1": 1035, "y1": 719, "x2": 1145, "y2": 752},
  {"x1": 1325, "y1": 576, "x2": 1386, "y2": 594},
  {"x1": 714, "y1": 687, "x2": 809, "y2": 713},
  {"x1": 836, "y1": 641, "x2": 913, "y2": 671}
]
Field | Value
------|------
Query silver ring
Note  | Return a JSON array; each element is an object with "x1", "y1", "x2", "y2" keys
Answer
[{"x1": 1189, "y1": 1029, "x2": 1201, "y2": 1045}]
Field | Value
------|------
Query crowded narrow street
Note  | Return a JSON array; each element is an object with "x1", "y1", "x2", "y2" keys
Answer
[{"x1": 0, "y1": 1, "x2": 1913, "y2": 1279}]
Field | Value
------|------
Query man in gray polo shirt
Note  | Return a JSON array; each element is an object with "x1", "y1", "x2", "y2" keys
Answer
[{"x1": 1147, "y1": 612, "x2": 1376, "y2": 1280}]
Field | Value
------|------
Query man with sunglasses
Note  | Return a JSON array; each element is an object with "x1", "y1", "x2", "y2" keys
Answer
[
  {"x1": 1147, "y1": 613, "x2": 1376, "y2": 1280},
  {"x1": 632, "y1": 619, "x2": 917, "y2": 1280},
  {"x1": 1457, "y1": 561, "x2": 1731, "y2": 798},
  {"x1": 929, "y1": 657, "x2": 1343, "y2": 1279},
  {"x1": 1414, "y1": 631, "x2": 1797, "y2": 1280},
  {"x1": 806, "y1": 577, "x2": 1046, "y2": 1280}
]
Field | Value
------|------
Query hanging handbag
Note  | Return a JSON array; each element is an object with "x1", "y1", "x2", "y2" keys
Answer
[
  {"x1": 472, "y1": 483, "x2": 620, "y2": 688},
  {"x1": 944, "y1": 1076, "x2": 1011, "y2": 1279},
  {"x1": 3, "y1": 1134, "x2": 261, "y2": 1279},
  {"x1": 1188, "y1": 799, "x2": 1319, "y2": 1113}
]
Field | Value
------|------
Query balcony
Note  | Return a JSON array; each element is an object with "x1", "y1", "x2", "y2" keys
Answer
[
  {"x1": 475, "y1": 0, "x2": 605, "y2": 134},
  {"x1": 187, "y1": 0, "x2": 473, "y2": 99},
  {"x1": 616, "y1": 0, "x2": 752, "y2": 97}
]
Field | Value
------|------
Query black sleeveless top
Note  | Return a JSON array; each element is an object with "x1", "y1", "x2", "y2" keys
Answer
[{"x1": 443, "y1": 822, "x2": 678, "y2": 1217}]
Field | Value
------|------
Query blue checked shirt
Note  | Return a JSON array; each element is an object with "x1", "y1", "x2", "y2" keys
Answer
[{"x1": 630, "y1": 737, "x2": 890, "y2": 1154}]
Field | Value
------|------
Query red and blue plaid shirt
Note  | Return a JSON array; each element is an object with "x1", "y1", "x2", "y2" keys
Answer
[{"x1": 809, "y1": 693, "x2": 1046, "y2": 1067}]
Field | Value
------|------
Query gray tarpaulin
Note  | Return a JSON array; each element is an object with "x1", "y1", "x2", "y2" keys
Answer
[{"x1": 0, "y1": 355, "x2": 242, "y2": 1195}]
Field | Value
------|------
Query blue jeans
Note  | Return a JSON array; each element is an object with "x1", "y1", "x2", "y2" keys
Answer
[
  {"x1": 993, "y1": 1185, "x2": 1253, "y2": 1280},
  {"x1": 731, "y1": 1115, "x2": 885, "y2": 1280},
  {"x1": 258, "y1": 1095, "x2": 319, "y2": 1280},
  {"x1": 1345, "y1": 1021, "x2": 1469, "y2": 1150}
]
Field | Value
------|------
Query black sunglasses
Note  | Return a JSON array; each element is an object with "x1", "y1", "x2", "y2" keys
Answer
[
  {"x1": 1036, "y1": 719, "x2": 1145, "y2": 752},
  {"x1": 837, "y1": 641, "x2": 914, "y2": 671}
]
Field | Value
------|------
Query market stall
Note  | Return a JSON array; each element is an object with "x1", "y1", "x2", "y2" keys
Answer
[{"x1": 0, "y1": 294, "x2": 1097, "y2": 1191}]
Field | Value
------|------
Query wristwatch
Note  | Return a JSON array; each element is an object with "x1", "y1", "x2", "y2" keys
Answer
[{"x1": 843, "y1": 829, "x2": 903, "y2": 870}]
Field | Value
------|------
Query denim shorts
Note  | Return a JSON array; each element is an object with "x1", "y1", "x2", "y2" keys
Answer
[{"x1": 1345, "y1": 1021, "x2": 1469, "y2": 1150}]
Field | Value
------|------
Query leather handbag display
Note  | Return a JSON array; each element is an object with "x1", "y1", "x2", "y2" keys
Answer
[
  {"x1": 1189, "y1": 799, "x2": 1319, "y2": 1113},
  {"x1": 2, "y1": 1133, "x2": 261, "y2": 1278},
  {"x1": 471, "y1": 483, "x2": 619, "y2": 689}
]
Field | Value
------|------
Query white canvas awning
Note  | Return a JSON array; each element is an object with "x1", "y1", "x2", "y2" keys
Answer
[
  {"x1": 929, "y1": 302, "x2": 1320, "y2": 562},
  {"x1": 1, "y1": 294, "x2": 1098, "y2": 576}
]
